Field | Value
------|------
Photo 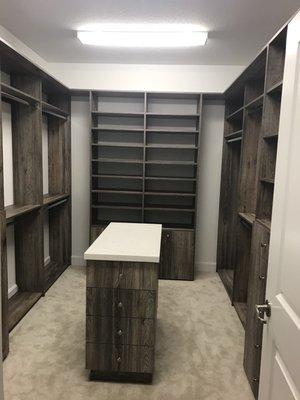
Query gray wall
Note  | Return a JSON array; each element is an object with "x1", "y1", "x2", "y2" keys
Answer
[{"x1": 71, "y1": 96, "x2": 224, "y2": 272}]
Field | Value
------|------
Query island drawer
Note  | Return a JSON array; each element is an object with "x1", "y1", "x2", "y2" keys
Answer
[
  {"x1": 87, "y1": 316, "x2": 155, "y2": 346},
  {"x1": 86, "y1": 288, "x2": 156, "y2": 318},
  {"x1": 86, "y1": 343, "x2": 154, "y2": 374}
]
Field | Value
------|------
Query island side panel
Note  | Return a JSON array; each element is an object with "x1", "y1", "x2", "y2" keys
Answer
[{"x1": 86, "y1": 259, "x2": 158, "y2": 383}]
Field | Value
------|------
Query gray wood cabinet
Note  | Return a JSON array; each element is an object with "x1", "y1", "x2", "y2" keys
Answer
[
  {"x1": 86, "y1": 259, "x2": 158, "y2": 383},
  {"x1": 160, "y1": 229, "x2": 194, "y2": 280}
]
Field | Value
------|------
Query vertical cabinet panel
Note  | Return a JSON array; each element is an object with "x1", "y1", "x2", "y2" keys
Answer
[
  {"x1": 244, "y1": 221, "x2": 270, "y2": 398},
  {"x1": 160, "y1": 229, "x2": 194, "y2": 280}
]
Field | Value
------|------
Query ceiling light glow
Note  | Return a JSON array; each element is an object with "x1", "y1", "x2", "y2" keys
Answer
[{"x1": 77, "y1": 24, "x2": 208, "y2": 48}]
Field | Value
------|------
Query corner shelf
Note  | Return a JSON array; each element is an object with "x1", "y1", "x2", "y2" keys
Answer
[
  {"x1": 225, "y1": 107, "x2": 244, "y2": 121},
  {"x1": 267, "y1": 80, "x2": 283, "y2": 95},
  {"x1": 1, "y1": 82, "x2": 39, "y2": 106},
  {"x1": 224, "y1": 130, "x2": 243, "y2": 141}
]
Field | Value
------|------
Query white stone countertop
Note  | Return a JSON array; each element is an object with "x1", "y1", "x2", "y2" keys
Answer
[{"x1": 84, "y1": 222, "x2": 162, "y2": 263}]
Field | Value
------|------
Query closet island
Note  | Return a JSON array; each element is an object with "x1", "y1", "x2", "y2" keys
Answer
[{"x1": 84, "y1": 222, "x2": 162, "y2": 383}]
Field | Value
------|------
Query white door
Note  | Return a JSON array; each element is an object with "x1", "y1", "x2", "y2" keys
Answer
[{"x1": 259, "y1": 11, "x2": 300, "y2": 400}]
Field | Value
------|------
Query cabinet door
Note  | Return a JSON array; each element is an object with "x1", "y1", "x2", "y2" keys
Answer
[
  {"x1": 244, "y1": 221, "x2": 270, "y2": 398},
  {"x1": 159, "y1": 229, "x2": 194, "y2": 280}
]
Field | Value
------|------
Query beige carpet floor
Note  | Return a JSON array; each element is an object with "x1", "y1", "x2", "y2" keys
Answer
[{"x1": 4, "y1": 266, "x2": 254, "y2": 400}]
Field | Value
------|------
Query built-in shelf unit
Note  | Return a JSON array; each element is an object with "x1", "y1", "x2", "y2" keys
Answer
[
  {"x1": 90, "y1": 91, "x2": 202, "y2": 280},
  {"x1": 216, "y1": 26, "x2": 287, "y2": 398},
  {"x1": 0, "y1": 39, "x2": 71, "y2": 358}
]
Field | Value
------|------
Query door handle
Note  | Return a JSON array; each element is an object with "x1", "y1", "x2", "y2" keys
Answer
[{"x1": 255, "y1": 300, "x2": 271, "y2": 324}]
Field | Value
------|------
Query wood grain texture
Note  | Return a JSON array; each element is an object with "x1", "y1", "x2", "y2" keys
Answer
[
  {"x1": 86, "y1": 288, "x2": 156, "y2": 319},
  {"x1": 87, "y1": 316, "x2": 155, "y2": 346},
  {"x1": 0, "y1": 211, "x2": 8, "y2": 358},
  {"x1": 244, "y1": 221, "x2": 270, "y2": 398},
  {"x1": 15, "y1": 210, "x2": 44, "y2": 292},
  {"x1": 87, "y1": 260, "x2": 158, "y2": 291},
  {"x1": 216, "y1": 139, "x2": 241, "y2": 283},
  {"x1": 8, "y1": 291, "x2": 42, "y2": 331},
  {"x1": 159, "y1": 229, "x2": 194, "y2": 280},
  {"x1": 86, "y1": 343, "x2": 154, "y2": 374}
]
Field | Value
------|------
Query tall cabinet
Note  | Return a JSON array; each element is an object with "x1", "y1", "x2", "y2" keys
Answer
[
  {"x1": 89, "y1": 91, "x2": 202, "y2": 280},
  {"x1": 216, "y1": 26, "x2": 287, "y2": 397},
  {"x1": 0, "y1": 40, "x2": 71, "y2": 358}
]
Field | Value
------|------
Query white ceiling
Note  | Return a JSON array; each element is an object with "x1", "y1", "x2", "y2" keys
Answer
[{"x1": 0, "y1": 0, "x2": 299, "y2": 65}]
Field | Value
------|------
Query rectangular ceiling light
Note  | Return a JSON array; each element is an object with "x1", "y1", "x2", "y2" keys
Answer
[{"x1": 77, "y1": 24, "x2": 208, "y2": 47}]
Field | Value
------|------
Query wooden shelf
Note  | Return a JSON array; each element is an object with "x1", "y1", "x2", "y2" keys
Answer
[
  {"x1": 238, "y1": 212, "x2": 256, "y2": 226},
  {"x1": 145, "y1": 160, "x2": 197, "y2": 165},
  {"x1": 92, "y1": 127, "x2": 144, "y2": 132},
  {"x1": 245, "y1": 94, "x2": 264, "y2": 111},
  {"x1": 146, "y1": 112, "x2": 200, "y2": 118},
  {"x1": 226, "y1": 107, "x2": 244, "y2": 121},
  {"x1": 5, "y1": 204, "x2": 41, "y2": 223},
  {"x1": 263, "y1": 133, "x2": 278, "y2": 140},
  {"x1": 1, "y1": 82, "x2": 39, "y2": 106},
  {"x1": 8, "y1": 291, "x2": 43, "y2": 332},
  {"x1": 144, "y1": 205, "x2": 195, "y2": 212},
  {"x1": 267, "y1": 80, "x2": 283, "y2": 95},
  {"x1": 92, "y1": 111, "x2": 144, "y2": 117},
  {"x1": 145, "y1": 176, "x2": 196, "y2": 181},
  {"x1": 92, "y1": 158, "x2": 143, "y2": 164},
  {"x1": 225, "y1": 130, "x2": 243, "y2": 140},
  {"x1": 260, "y1": 178, "x2": 274, "y2": 184},
  {"x1": 257, "y1": 218, "x2": 271, "y2": 230},
  {"x1": 146, "y1": 144, "x2": 197, "y2": 149},
  {"x1": 145, "y1": 191, "x2": 195, "y2": 197},
  {"x1": 92, "y1": 174, "x2": 143, "y2": 180},
  {"x1": 146, "y1": 128, "x2": 199, "y2": 134},
  {"x1": 42, "y1": 101, "x2": 68, "y2": 120},
  {"x1": 43, "y1": 193, "x2": 69, "y2": 207},
  {"x1": 218, "y1": 269, "x2": 234, "y2": 298},
  {"x1": 92, "y1": 203, "x2": 142, "y2": 210},
  {"x1": 92, "y1": 189, "x2": 142, "y2": 195},
  {"x1": 93, "y1": 141, "x2": 143, "y2": 148},
  {"x1": 234, "y1": 302, "x2": 247, "y2": 328}
]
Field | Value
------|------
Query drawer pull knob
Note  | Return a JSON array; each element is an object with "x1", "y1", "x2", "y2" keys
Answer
[
  {"x1": 261, "y1": 243, "x2": 267, "y2": 248},
  {"x1": 259, "y1": 275, "x2": 265, "y2": 280},
  {"x1": 166, "y1": 234, "x2": 170, "y2": 238},
  {"x1": 117, "y1": 356, "x2": 122, "y2": 363},
  {"x1": 119, "y1": 273, "x2": 124, "y2": 279},
  {"x1": 117, "y1": 302, "x2": 123, "y2": 309},
  {"x1": 117, "y1": 329, "x2": 123, "y2": 336},
  {"x1": 254, "y1": 344, "x2": 261, "y2": 349},
  {"x1": 252, "y1": 377, "x2": 259, "y2": 382}
]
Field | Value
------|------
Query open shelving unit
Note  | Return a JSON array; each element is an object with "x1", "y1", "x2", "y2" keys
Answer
[
  {"x1": 0, "y1": 39, "x2": 71, "y2": 359},
  {"x1": 90, "y1": 91, "x2": 202, "y2": 280},
  {"x1": 216, "y1": 26, "x2": 287, "y2": 398}
]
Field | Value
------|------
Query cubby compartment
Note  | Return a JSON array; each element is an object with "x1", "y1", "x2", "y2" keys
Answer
[
  {"x1": 92, "y1": 144, "x2": 143, "y2": 163},
  {"x1": 144, "y1": 209, "x2": 194, "y2": 229},
  {"x1": 92, "y1": 91, "x2": 145, "y2": 114},
  {"x1": 146, "y1": 131, "x2": 198, "y2": 147},
  {"x1": 244, "y1": 50, "x2": 267, "y2": 107},
  {"x1": 266, "y1": 27, "x2": 287, "y2": 91},
  {"x1": 224, "y1": 109, "x2": 244, "y2": 139},
  {"x1": 92, "y1": 130, "x2": 144, "y2": 146},
  {"x1": 238, "y1": 108, "x2": 262, "y2": 216},
  {"x1": 43, "y1": 200, "x2": 71, "y2": 291},
  {"x1": 92, "y1": 175, "x2": 143, "y2": 192},
  {"x1": 146, "y1": 115, "x2": 199, "y2": 133},
  {"x1": 92, "y1": 160, "x2": 143, "y2": 177},
  {"x1": 145, "y1": 164, "x2": 197, "y2": 179},
  {"x1": 146, "y1": 147, "x2": 197, "y2": 164},
  {"x1": 217, "y1": 139, "x2": 242, "y2": 297},
  {"x1": 145, "y1": 178, "x2": 195, "y2": 194},
  {"x1": 146, "y1": 93, "x2": 200, "y2": 115},
  {"x1": 262, "y1": 89, "x2": 282, "y2": 138},
  {"x1": 233, "y1": 220, "x2": 252, "y2": 327},
  {"x1": 92, "y1": 207, "x2": 142, "y2": 225}
]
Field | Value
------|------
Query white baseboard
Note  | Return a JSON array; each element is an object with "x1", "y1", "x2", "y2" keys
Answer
[
  {"x1": 195, "y1": 261, "x2": 216, "y2": 273},
  {"x1": 71, "y1": 255, "x2": 86, "y2": 267},
  {"x1": 8, "y1": 284, "x2": 18, "y2": 299}
]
